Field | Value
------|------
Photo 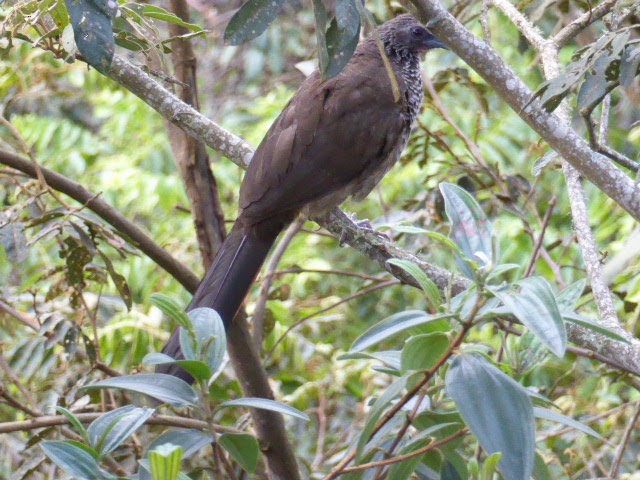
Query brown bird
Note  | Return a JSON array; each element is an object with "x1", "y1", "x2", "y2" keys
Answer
[{"x1": 159, "y1": 14, "x2": 447, "y2": 381}]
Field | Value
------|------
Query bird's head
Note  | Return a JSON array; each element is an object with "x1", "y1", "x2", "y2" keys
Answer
[{"x1": 378, "y1": 14, "x2": 447, "y2": 55}]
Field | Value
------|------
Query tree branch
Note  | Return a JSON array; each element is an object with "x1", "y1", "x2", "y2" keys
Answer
[
  {"x1": 0, "y1": 148, "x2": 199, "y2": 292},
  {"x1": 409, "y1": 0, "x2": 640, "y2": 223}
]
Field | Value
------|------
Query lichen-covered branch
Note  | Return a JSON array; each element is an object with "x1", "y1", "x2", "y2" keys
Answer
[{"x1": 411, "y1": 0, "x2": 640, "y2": 222}]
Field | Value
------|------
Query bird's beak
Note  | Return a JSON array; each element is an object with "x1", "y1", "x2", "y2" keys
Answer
[{"x1": 426, "y1": 36, "x2": 448, "y2": 50}]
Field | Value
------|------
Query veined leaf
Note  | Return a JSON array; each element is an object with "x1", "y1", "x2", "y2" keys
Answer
[
  {"x1": 219, "y1": 397, "x2": 309, "y2": 421},
  {"x1": 387, "y1": 258, "x2": 442, "y2": 310},
  {"x1": 351, "y1": 311, "x2": 452, "y2": 352},
  {"x1": 445, "y1": 354, "x2": 535, "y2": 480},
  {"x1": 219, "y1": 433, "x2": 259, "y2": 473},
  {"x1": 224, "y1": 0, "x2": 285, "y2": 45},
  {"x1": 82, "y1": 374, "x2": 198, "y2": 406}
]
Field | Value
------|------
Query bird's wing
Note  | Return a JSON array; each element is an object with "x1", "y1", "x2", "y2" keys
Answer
[{"x1": 239, "y1": 51, "x2": 410, "y2": 225}]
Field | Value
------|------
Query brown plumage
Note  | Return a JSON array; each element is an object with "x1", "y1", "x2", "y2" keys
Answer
[{"x1": 158, "y1": 14, "x2": 446, "y2": 381}]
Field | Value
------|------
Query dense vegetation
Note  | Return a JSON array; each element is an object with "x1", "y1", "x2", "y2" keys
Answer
[{"x1": 0, "y1": 0, "x2": 639, "y2": 478}]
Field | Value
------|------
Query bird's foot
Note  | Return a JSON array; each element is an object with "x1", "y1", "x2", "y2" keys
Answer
[{"x1": 341, "y1": 212, "x2": 391, "y2": 244}]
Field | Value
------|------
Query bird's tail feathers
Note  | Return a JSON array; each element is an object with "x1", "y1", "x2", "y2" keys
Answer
[{"x1": 157, "y1": 221, "x2": 278, "y2": 381}]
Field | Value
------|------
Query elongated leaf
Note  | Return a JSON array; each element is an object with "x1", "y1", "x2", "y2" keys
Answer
[
  {"x1": 189, "y1": 308, "x2": 227, "y2": 374},
  {"x1": 312, "y1": 0, "x2": 328, "y2": 73},
  {"x1": 387, "y1": 259, "x2": 442, "y2": 310},
  {"x1": 351, "y1": 311, "x2": 452, "y2": 352},
  {"x1": 142, "y1": 352, "x2": 176, "y2": 365},
  {"x1": 141, "y1": 5, "x2": 203, "y2": 32},
  {"x1": 401, "y1": 333, "x2": 449, "y2": 372},
  {"x1": 64, "y1": 0, "x2": 117, "y2": 72},
  {"x1": 533, "y1": 407, "x2": 601, "y2": 438},
  {"x1": 338, "y1": 350, "x2": 401, "y2": 370},
  {"x1": 356, "y1": 373, "x2": 408, "y2": 460},
  {"x1": 56, "y1": 406, "x2": 89, "y2": 443},
  {"x1": 41, "y1": 440, "x2": 105, "y2": 480},
  {"x1": 445, "y1": 354, "x2": 535, "y2": 480},
  {"x1": 556, "y1": 279, "x2": 586, "y2": 310},
  {"x1": 323, "y1": 0, "x2": 361, "y2": 77},
  {"x1": 439, "y1": 182, "x2": 493, "y2": 272},
  {"x1": 88, "y1": 405, "x2": 155, "y2": 455},
  {"x1": 83, "y1": 374, "x2": 198, "y2": 406},
  {"x1": 147, "y1": 429, "x2": 213, "y2": 459},
  {"x1": 149, "y1": 443, "x2": 183, "y2": 480},
  {"x1": 562, "y1": 311, "x2": 630, "y2": 343},
  {"x1": 150, "y1": 294, "x2": 191, "y2": 331},
  {"x1": 218, "y1": 433, "x2": 259, "y2": 473},
  {"x1": 490, "y1": 277, "x2": 566, "y2": 356},
  {"x1": 224, "y1": 0, "x2": 285, "y2": 45},
  {"x1": 220, "y1": 397, "x2": 309, "y2": 421}
]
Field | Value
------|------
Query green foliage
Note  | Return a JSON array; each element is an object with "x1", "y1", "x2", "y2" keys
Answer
[{"x1": 1, "y1": 1, "x2": 639, "y2": 478}]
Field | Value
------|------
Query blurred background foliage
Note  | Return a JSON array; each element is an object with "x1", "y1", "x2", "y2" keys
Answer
[{"x1": 0, "y1": 0, "x2": 639, "y2": 478}]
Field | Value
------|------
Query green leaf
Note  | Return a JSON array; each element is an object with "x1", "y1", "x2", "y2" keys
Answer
[
  {"x1": 401, "y1": 333, "x2": 449, "y2": 372},
  {"x1": 387, "y1": 423, "x2": 463, "y2": 480},
  {"x1": 218, "y1": 433, "x2": 259, "y2": 473},
  {"x1": 82, "y1": 374, "x2": 198, "y2": 406},
  {"x1": 219, "y1": 397, "x2": 309, "y2": 421},
  {"x1": 562, "y1": 311, "x2": 630, "y2": 343},
  {"x1": 356, "y1": 373, "x2": 408, "y2": 460},
  {"x1": 323, "y1": 0, "x2": 361, "y2": 77},
  {"x1": 445, "y1": 354, "x2": 535, "y2": 480},
  {"x1": 338, "y1": 350, "x2": 401, "y2": 370},
  {"x1": 387, "y1": 258, "x2": 442, "y2": 310},
  {"x1": 439, "y1": 182, "x2": 493, "y2": 274},
  {"x1": 142, "y1": 352, "x2": 176, "y2": 365},
  {"x1": 533, "y1": 407, "x2": 601, "y2": 438},
  {"x1": 441, "y1": 460, "x2": 463, "y2": 480},
  {"x1": 490, "y1": 277, "x2": 566, "y2": 357},
  {"x1": 351, "y1": 311, "x2": 452, "y2": 352},
  {"x1": 533, "y1": 451, "x2": 552, "y2": 480},
  {"x1": 41, "y1": 440, "x2": 106, "y2": 480},
  {"x1": 147, "y1": 429, "x2": 213, "y2": 459},
  {"x1": 97, "y1": 250, "x2": 132, "y2": 310},
  {"x1": 311, "y1": 0, "x2": 328, "y2": 73},
  {"x1": 556, "y1": 279, "x2": 586, "y2": 310},
  {"x1": 620, "y1": 46, "x2": 640, "y2": 87},
  {"x1": 189, "y1": 308, "x2": 227, "y2": 375},
  {"x1": 64, "y1": 0, "x2": 117, "y2": 72},
  {"x1": 150, "y1": 294, "x2": 191, "y2": 331},
  {"x1": 149, "y1": 443, "x2": 183, "y2": 480},
  {"x1": 87, "y1": 405, "x2": 155, "y2": 455},
  {"x1": 141, "y1": 5, "x2": 203, "y2": 32},
  {"x1": 56, "y1": 406, "x2": 90, "y2": 443},
  {"x1": 479, "y1": 452, "x2": 502, "y2": 480},
  {"x1": 224, "y1": 0, "x2": 285, "y2": 45}
]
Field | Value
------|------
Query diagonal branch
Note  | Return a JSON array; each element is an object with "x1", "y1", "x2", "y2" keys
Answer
[
  {"x1": 410, "y1": 0, "x2": 640, "y2": 222},
  {"x1": 0, "y1": 148, "x2": 199, "y2": 292}
]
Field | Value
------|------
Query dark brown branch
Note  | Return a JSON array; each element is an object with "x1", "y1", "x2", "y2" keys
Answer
[{"x1": 0, "y1": 148, "x2": 199, "y2": 292}]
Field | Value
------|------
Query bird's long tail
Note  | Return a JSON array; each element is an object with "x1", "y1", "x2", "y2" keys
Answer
[{"x1": 157, "y1": 221, "x2": 279, "y2": 381}]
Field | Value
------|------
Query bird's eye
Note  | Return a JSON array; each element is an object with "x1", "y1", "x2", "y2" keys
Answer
[{"x1": 410, "y1": 26, "x2": 425, "y2": 37}]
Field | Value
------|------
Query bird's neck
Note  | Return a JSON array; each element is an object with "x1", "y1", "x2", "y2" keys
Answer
[{"x1": 386, "y1": 47, "x2": 424, "y2": 124}]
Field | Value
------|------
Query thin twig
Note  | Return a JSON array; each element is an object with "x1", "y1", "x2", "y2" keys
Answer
[
  {"x1": 0, "y1": 300, "x2": 40, "y2": 332},
  {"x1": 609, "y1": 400, "x2": 640, "y2": 478},
  {"x1": 252, "y1": 217, "x2": 304, "y2": 346},
  {"x1": 524, "y1": 196, "x2": 557, "y2": 276},
  {"x1": 268, "y1": 279, "x2": 399, "y2": 356},
  {"x1": 337, "y1": 429, "x2": 467, "y2": 476},
  {"x1": 0, "y1": 148, "x2": 199, "y2": 292},
  {"x1": 554, "y1": 0, "x2": 619, "y2": 47},
  {"x1": 0, "y1": 412, "x2": 243, "y2": 434}
]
